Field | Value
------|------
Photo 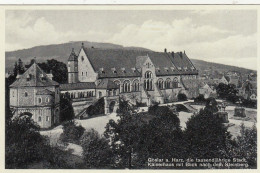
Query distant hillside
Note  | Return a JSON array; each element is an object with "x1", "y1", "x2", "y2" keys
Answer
[
  {"x1": 5, "y1": 41, "x2": 256, "y2": 80},
  {"x1": 5, "y1": 41, "x2": 151, "y2": 72},
  {"x1": 190, "y1": 59, "x2": 256, "y2": 80}
]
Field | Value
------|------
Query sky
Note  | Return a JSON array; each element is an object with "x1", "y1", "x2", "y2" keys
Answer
[{"x1": 6, "y1": 10, "x2": 257, "y2": 70}]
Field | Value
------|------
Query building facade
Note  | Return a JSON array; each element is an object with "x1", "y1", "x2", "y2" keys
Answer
[
  {"x1": 9, "y1": 62, "x2": 60, "y2": 128},
  {"x1": 62, "y1": 44, "x2": 198, "y2": 115}
]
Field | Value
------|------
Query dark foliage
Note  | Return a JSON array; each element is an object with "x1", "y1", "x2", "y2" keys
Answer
[
  {"x1": 184, "y1": 98, "x2": 233, "y2": 159},
  {"x1": 233, "y1": 124, "x2": 257, "y2": 168},
  {"x1": 80, "y1": 129, "x2": 114, "y2": 168},
  {"x1": 86, "y1": 97, "x2": 105, "y2": 116},
  {"x1": 60, "y1": 93, "x2": 75, "y2": 122},
  {"x1": 216, "y1": 83, "x2": 238, "y2": 101},
  {"x1": 37, "y1": 59, "x2": 68, "y2": 84},
  {"x1": 175, "y1": 104, "x2": 189, "y2": 112},
  {"x1": 136, "y1": 107, "x2": 184, "y2": 167},
  {"x1": 194, "y1": 94, "x2": 206, "y2": 103},
  {"x1": 241, "y1": 99, "x2": 257, "y2": 108},
  {"x1": 177, "y1": 93, "x2": 187, "y2": 101},
  {"x1": 5, "y1": 116, "x2": 49, "y2": 168},
  {"x1": 60, "y1": 121, "x2": 85, "y2": 145},
  {"x1": 105, "y1": 102, "x2": 184, "y2": 168}
]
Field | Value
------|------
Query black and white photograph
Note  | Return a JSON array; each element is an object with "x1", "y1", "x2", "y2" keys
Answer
[{"x1": 4, "y1": 6, "x2": 258, "y2": 169}]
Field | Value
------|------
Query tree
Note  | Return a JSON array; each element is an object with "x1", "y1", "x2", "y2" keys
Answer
[
  {"x1": 194, "y1": 94, "x2": 206, "y2": 103},
  {"x1": 177, "y1": 93, "x2": 187, "y2": 101},
  {"x1": 59, "y1": 121, "x2": 85, "y2": 145},
  {"x1": 216, "y1": 83, "x2": 238, "y2": 102},
  {"x1": 80, "y1": 129, "x2": 114, "y2": 168},
  {"x1": 105, "y1": 103, "x2": 184, "y2": 168},
  {"x1": 136, "y1": 106, "x2": 185, "y2": 168},
  {"x1": 60, "y1": 93, "x2": 75, "y2": 122},
  {"x1": 37, "y1": 59, "x2": 68, "y2": 84},
  {"x1": 232, "y1": 124, "x2": 257, "y2": 168},
  {"x1": 104, "y1": 101, "x2": 144, "y2": 168},
  {"x1": 184, "y1": 98, "x2": 233, "y2": 159},
  {"x1": 5, "y1": 115, "x2": 49, "y2": 168}
]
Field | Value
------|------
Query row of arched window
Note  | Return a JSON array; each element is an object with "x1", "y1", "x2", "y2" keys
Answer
[
  {"x1": 157, "y1": 78, "x2": 179, "y2": 89},
  {"x1": 114, "y1": 79, "x2": 140, "y2": 93},
  {"x1": 62, "y1": 91, "x2": 95, "y2": 99}
]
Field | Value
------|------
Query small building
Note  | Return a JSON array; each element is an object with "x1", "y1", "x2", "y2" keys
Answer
[
  {"x1": 199, "y1": 83, "x2": 217, "y2": 99},
  {"x1": 9, "y1": 62, "x2": 60, "y2": 128}
]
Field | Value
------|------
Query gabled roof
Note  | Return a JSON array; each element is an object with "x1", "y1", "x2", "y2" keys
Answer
[
  {"x1": 81, "y1": 48, "x2": 198, "y2": 78},
  {"x1": 68, "y1": 48, "x2": 78, "y2": 61},
  {"x1": 10, "y1": 62, "x2": 59, "y2": 88},
  {"x1": 181, "y1": 78, "x2": 204, "y2": 90},
  {"x1": 96, "y1": 79, "x2": 119, "y2": 89},
  {"x1": 36, "y1": 89, "x2": 54, "y2": 95},
  {"x1": 60, "y1": 82, "x2": 96, "y2": 91}
]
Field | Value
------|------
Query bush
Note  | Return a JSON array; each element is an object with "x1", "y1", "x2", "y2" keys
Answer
[
  {"x1": 60, "y1": 121, "x2": 85, "y2": 145},
  {"x1": 194, "y1": 94, "x2": 206, "y2": 103},
  {"x1": 175, "y1": 104, "x2": 189, "y2": 112},
  {"x1": 177, "y1": 93, "x2": 187, "y2": 101}
]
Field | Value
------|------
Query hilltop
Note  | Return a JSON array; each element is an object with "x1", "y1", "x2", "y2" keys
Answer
[{"x1": 5, "y1": 41, "x2": 256, "y2": 80}]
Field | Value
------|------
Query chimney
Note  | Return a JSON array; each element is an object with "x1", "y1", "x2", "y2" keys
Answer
[
  {"x1": 180, "y1": 51, "x2": 183, "y2": 58},
  {"x1": 164, "y1": 48, "x2": 167, "y2": 53},
  {"x1": 184, "y1": 50, "x2": 186, "y2": 54},
  {"x1": 81, "y1": 42, "x2": 84, "y2": 48},
  {"x1": 172, "y1": 51, "x2": 174, "y2": 58}
]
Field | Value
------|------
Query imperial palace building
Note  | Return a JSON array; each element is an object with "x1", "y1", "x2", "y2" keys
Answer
[{"x1": 60, "y1": 43, "x2": 199, "y2": 116}]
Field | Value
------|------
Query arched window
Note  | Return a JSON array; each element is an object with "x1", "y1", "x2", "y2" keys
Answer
[
  {"x1": 144, "y1": 71, "x2": 153, "y2": 91},
  {"x1": 38, "y1": 116, "x2": 42, "y2": 122},
  {"x1": 173, "y1": 77, "x2": 179, "y2": 88},
  {"x1": 132, "y1": 79, "x2": 140, "y2": 91},
  {"x1": 165, "y1": 78, "x2": 171, "y2": 89},
  {"x1": 157, "y1": 78, "x2": 164, "y2": 89},
  {"x1": 123, "y1": 80, "x2": 131, "y2": 93},
  {"x1": 45, "y1": 97, "x2": 49, "y2": 103},
  {"x1": 145, "y1": 71, "x2": 153, "y2": 78},
  {"x1": 24, "y1": 92, "x2": 28, "y2": 97},
  {"x1": 38, "y1": 97, "x2": 42, "y2": 104}
]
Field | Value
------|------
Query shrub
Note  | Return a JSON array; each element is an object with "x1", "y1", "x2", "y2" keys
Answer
[
  {"x1": 177, "y1": 93, "x2": 187, "y2": 101},
  {"x1": 60, "y1": 121, "x2": 85, "y2": 145},
  {"x1": 175, "y1": 104, "x2": 189, "y2": 112},
  {"x1": 194, "y1": 94, "x2": 206, "y2": 103}
]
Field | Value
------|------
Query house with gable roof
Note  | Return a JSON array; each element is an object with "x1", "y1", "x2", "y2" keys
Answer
[
  {"x1": 9, "y1": 62, "x2": 60, "y2": 128},
  {"x1": 62, "y1": 44, "x2": 198, "y2": 113}
]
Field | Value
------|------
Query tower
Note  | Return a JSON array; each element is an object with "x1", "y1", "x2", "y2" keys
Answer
[{"x1": 68, "y1": 48, "x2": 78, "y2": 83}]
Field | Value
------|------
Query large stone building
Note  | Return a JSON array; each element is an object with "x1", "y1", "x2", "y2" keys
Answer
[
  {"x1": 9, "y1": 62, "x2": 60, "y2": 128},
  {"x1": 60, "y1": 44, "x2": 198, "y2": 115}
]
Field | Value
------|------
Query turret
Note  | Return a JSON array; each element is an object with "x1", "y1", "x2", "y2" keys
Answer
[{"x1": 68, "y1": 48, "x2": 78, "y2": 83}]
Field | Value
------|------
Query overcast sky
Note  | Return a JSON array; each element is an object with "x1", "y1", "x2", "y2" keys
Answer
[{"x1": 6, "y1": 10, "x2": 257, "y2": 70}]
